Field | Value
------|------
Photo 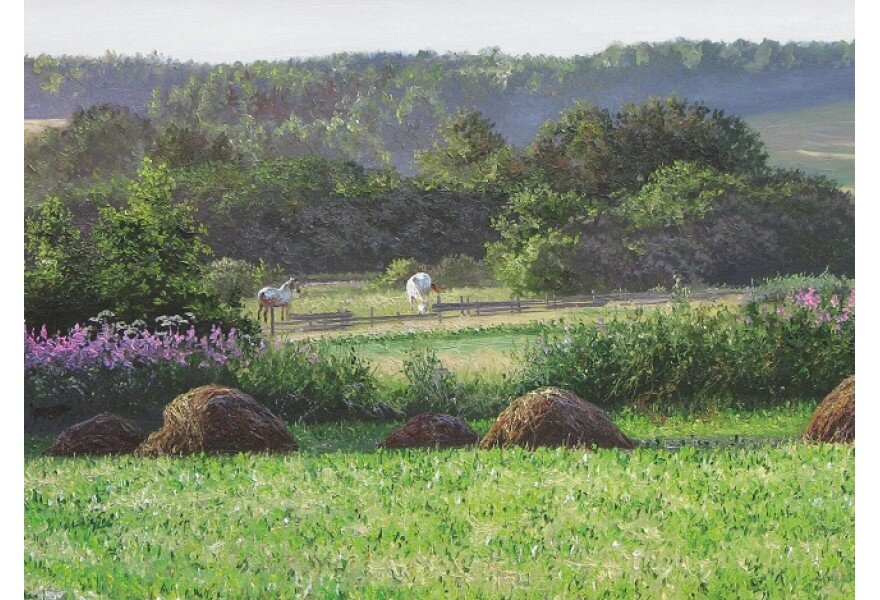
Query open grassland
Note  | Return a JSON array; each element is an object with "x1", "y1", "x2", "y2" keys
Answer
[
  {"x1": 26, "y1": 406, "x2": 852, "y2": 599},
  {"x1": 747, "y1": 101, "x2": 854, "y2": 190}
]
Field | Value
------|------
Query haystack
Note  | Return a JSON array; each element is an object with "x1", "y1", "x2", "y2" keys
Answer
[
  {"x1": 380, "y1": 413, "x2": 479, "y2": 449},
  {"x1": 135, "y1": 385, "x2": 297, "y2": 456},
  {"x1": 803, "y1": 375, "x2": 855, "y2": 443},
  {"x1": 480, "y1": 387, "x2": 634, "y2": 450},
  {"x1": 45, "y1": 413, "x2": 145, "y2": 457}
]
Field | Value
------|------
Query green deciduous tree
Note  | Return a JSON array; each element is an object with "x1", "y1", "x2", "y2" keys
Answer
[
  {"x1": 92, "y1": 158, "x2": 211, "y2": 320},
  {"x1": 414, "y1": 110, "x2": 519, "y2": 192}
]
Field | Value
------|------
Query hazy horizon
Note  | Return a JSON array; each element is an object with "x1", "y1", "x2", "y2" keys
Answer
[{"x1": 25, "y1": 0, "x2": 854, "y2": 63}]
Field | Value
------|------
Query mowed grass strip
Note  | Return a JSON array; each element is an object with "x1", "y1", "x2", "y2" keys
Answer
[{"x1": 25, "y1": 442, "x2": 853, "y2": 598}]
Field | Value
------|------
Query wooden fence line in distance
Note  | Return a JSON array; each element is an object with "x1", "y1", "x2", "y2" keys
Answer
[{"x1": 269, "y1": 288, "x2": 747, "y2": 336}]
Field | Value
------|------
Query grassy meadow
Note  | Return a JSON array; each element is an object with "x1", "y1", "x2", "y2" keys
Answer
[{"x1": 25, "y1": 404, "x2": 852, "y2": 598}]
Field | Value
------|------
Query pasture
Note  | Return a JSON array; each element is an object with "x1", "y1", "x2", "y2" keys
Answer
[{"x1": 245, "y1": 281, "x2": 743, "y2": 377}]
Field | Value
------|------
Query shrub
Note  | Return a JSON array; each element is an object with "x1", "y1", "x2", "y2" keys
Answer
[
  {"x1": 200, "y1": 258, "x2": 285, "y2": 304},
  {"x1": 24, "y1": 320, "x2": 243, "y2": 418},
  {"x1": 25, "y1": 320, "x2": 379, "y2": 423},
  {"x1": 25, "y1": 158, "x2": 258, "y2": 334},
  {"x1": 748, "y1": 271, "x2": 854, "y2": 304},
  {"x1": 400, "y1": 349, "x2": 462, "y2": 415},
  {"x1": 368, "y1": 258, "x2": 427, "y2": 290},
  {"x1": 431, "y1": 254, "x2": 497, "y2": 288},
  {"x1": 516, "y1": 289, "x2": 854, "y2": 411},
  {"x1": 229, "y1": 341, "x2": 379, "y2": 422}
]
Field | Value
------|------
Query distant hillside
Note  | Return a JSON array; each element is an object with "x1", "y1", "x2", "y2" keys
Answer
[
  {"x1": 746, "y1": 101, "x2": 854, "y2": 189},
  {"x1": 25, "y1": 40, "x2": 854, "y2": 171}
]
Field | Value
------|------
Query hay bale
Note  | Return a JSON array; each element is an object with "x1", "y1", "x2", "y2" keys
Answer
[
  {"x1": 803, "y1": 375, "x2": 855, "y2": 443},
  {"x1": 45, "y1": 413, "x2": 145, "y2": 457},
  {"x1": 380, "y1": 413, "x2": 479, "y2": 449},
  {"x1": 135, "y1": 385, "x2": 297, "y2": 456},
  {"x1": 480, "y1": 387, "x2": 634, "y2": 450}
]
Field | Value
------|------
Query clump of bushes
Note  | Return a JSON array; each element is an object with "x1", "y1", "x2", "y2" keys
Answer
[
  {"x1": 25, "y1": 320, "x2": 380, "y2": 424},
  {"x1": 516, "y1": 287, "x2": 855, "y2": 411},
  {"x1": 748, "y1": 271, "x2": 855, "y2": 305},
  {"x1": 368, "y1": 254, "x2": 496, "y2": 290},
  {"x1": 431, "y1": 254, "x2": 497, "y2": 287},
  {"x1": 230, "y1": 341, "x2": 379, "y2": 422},
  {"x1": 367, "y1": 258, "x2": 427, "y2": 290},
  {"x1": 200, "y1": 257, "x2": 286, "y2": 304},
  {"x1": 25, "y1": 158, "x2": 257, "y2": 335}
]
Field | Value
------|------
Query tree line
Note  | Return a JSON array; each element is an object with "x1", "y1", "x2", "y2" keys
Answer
[{"x1": 25, "y1": 93, "x2": 854, "y2": 332}]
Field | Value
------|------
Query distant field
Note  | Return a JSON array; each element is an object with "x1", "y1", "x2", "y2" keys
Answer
[
  {"x1": 24, "y1": 118, "x2": 67, "y2": 140},
  {"x1": 747, "y1": 101, "x2": 854, "y2": 190}
]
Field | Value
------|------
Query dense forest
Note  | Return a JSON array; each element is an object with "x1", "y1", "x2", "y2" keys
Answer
[{"x1": 24, "y1": 40, "x2": 855, "y2": 330}]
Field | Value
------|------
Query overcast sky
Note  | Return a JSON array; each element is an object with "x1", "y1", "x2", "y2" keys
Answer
[{"x1": 25, "y1": 0, "x2": 855, "y2": 62}]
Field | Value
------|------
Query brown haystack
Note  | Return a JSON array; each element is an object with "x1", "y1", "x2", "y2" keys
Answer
[
  {"x1": 380, "y1": 413, "x2": 479, "y2": 449},
  {"x1": 803, "y1": 375, "x2": 855, "y2": 443},
  {"x1": 135, "y1": 385, "x2": 297, "y2": 456},
  {"x1": 480, "y1": 387, "x2": 634, "y2": 450},
  {"x1": 45, "y1": 413, "x2": 146, "y2": 457}
]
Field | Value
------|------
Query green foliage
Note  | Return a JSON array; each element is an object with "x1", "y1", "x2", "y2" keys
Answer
[
  {"x1": 200, "y1": 258, "x2": 285, "y2": 304},
  {"x1": 24, "y1": 197, "x2": 104, "y2": 330},
  {"x1": 229, "y1": 342, "x2": 379, "y2": 421},
  {"x1": 92, "y1": 158, "x2": 212, "y2": 320},
  {"x1": 400, "y1": 349, "x2": 462, "y2": 414},
  {"x1": 517, "y1": 301, "x2": 854, "y2": 411},
  {"x1": 25, "y1": 439, "x2": 853, "y2": 597},
  {"x1": 24, "y1": 158, "x2": 257, "y2": 333},
  {"x1": 414, "y1": 110, "x2": 518, "y2": 192},
  {"x1": 488, "y1": 98, "x2": 853, "y2": 294},
  {"x1": 527, "y1": 97, "x2": 767, "y2": 197},
  {"x1": 24, "y1": 104, "x2": 155, "y2": 206},
  {"x1": 750, "y1": 271, "x2": 855, "y2": 303},
  {"x1": 617, "y1": 161, "x2": 736, "y2": 229},
  {"x1": 369, "y1": 258, "x2": 427, "y2": 290},
  {"x1": 430, "y1": 254, "x2": 497, "y2": 288},
  {"x1": 149, "y1": 124, "x2": 233, "y2": 168}
]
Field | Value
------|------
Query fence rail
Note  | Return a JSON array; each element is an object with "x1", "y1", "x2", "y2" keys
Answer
[{"x1": 268, "y1": 287, "x2": 748, "y2": 336}]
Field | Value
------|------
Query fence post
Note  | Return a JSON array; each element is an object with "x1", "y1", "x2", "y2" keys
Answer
[
  {"x1": 270, "y1": 307, "x2": 275, "y2": 337},
  {"x1": 467, "y1": 295, "x2": 471, "y2": 316},
  {"x1": 460, "y1": 295, "x2": 465, "y2": 316},
  {"x1": 370, "y1": 306, "x2": 374, "y2": 328}
]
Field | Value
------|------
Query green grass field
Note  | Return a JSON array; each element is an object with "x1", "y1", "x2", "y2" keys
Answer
[
  {"x1": 747, "y1": 101, "x2": 855, "y2": 190},
  {"x1": 25, "y1": 404, "x2": 853, "y2": 598}
]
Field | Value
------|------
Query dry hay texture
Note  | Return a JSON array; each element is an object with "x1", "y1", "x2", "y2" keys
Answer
[
  {"x1": 45, "y1": 413, "x2": 146, "y2": 457},
  {"x1": 136, "y1": 385, "x2": 297, "y2": 456},
  {"x1": 480, "y1": 387, "x2": 634, "y2": 450},
  {"x1": 803, "y1": 375, "x2": 855, "y2": 443},
  {"x1": 380, "y1": 413, "x2": 479, "y2": 449}
]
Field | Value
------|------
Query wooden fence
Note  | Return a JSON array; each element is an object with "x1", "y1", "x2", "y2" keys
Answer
[{"x1": 268, "y1": 287, "x2": 747, "y2": 336}]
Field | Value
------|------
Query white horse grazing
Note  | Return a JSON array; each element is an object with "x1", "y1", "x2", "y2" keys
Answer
[
  {"x1": 257, "y1": 278, "x2": 301, "y2": 323},
  {"x1": 406, "y1": 272, "x2": 445, "y2": 314}
]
